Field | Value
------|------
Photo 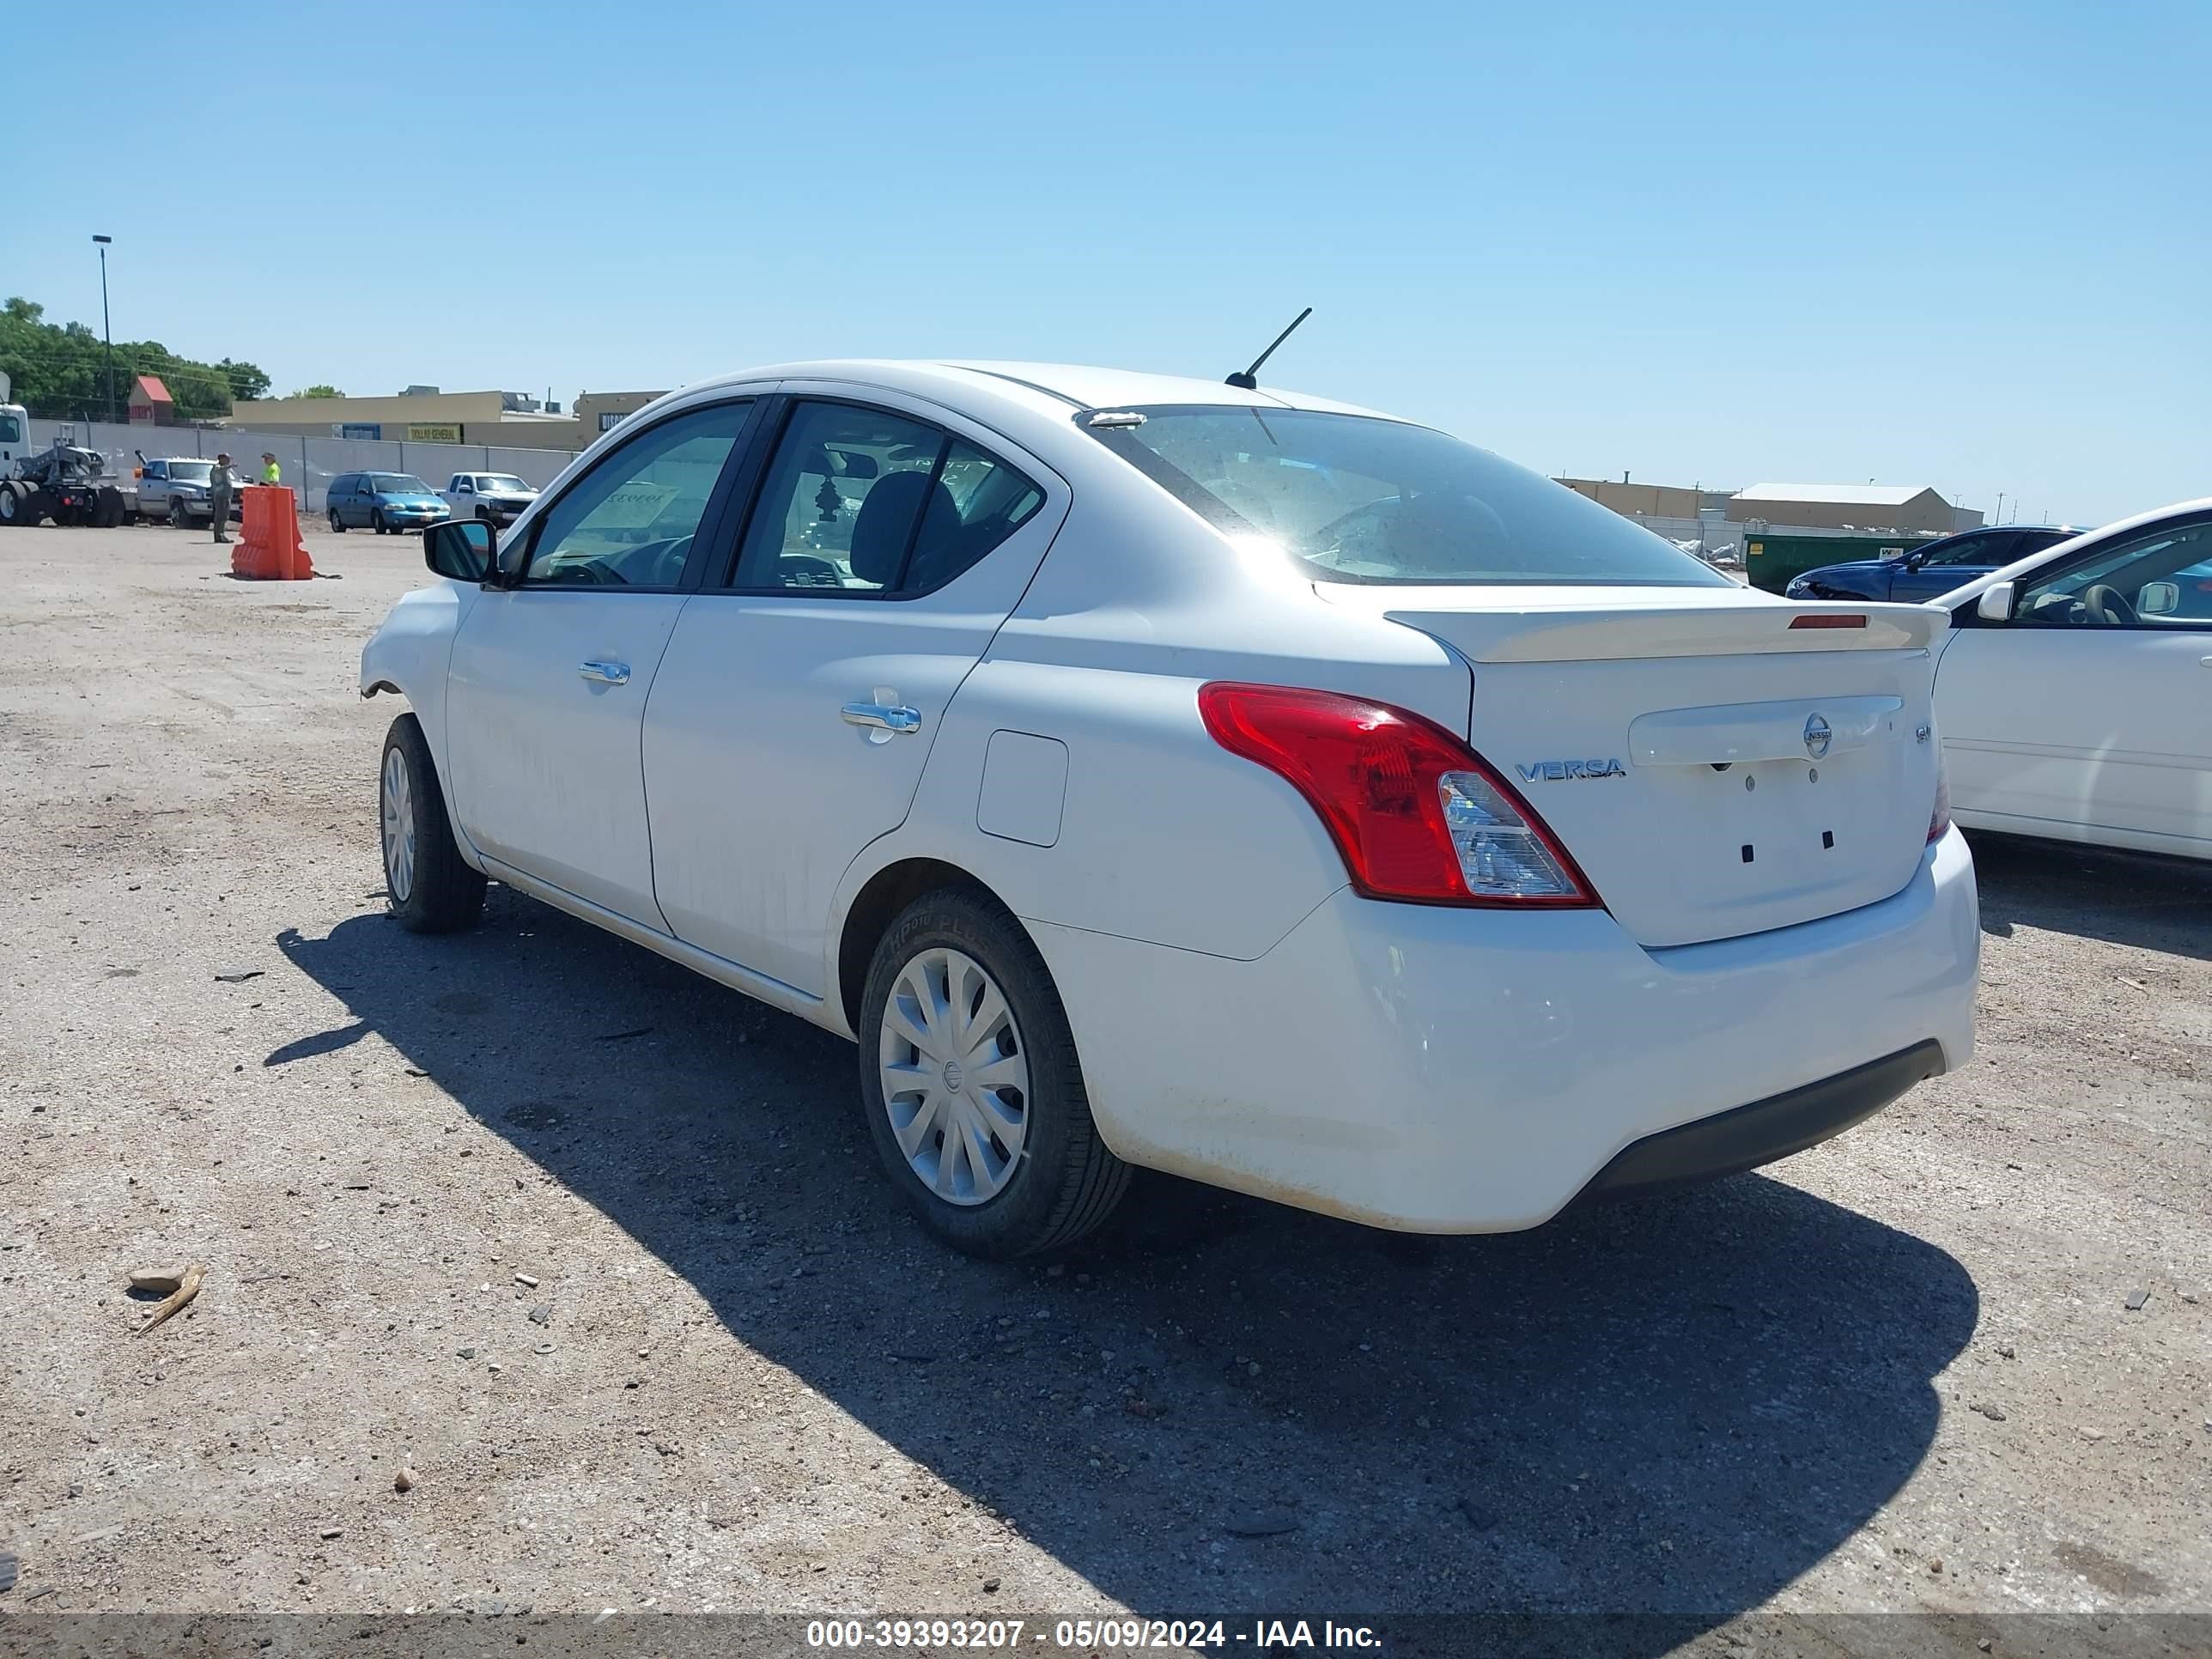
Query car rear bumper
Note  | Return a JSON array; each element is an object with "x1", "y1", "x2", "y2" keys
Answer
[
  {"x1": 1028, "y1": 827, "x2": 1978, "y2": 1232},
  {"x1": 1577, "y1": 1040, "x2": 1945, "y2": 1200}
]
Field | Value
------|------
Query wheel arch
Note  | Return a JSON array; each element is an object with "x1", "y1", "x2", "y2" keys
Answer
[{"x1": 835, "y1": 856, "x2": 1015, "y2": 1036}]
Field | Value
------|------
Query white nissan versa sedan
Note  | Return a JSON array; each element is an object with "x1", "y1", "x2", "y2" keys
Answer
[{"x1": 361, "y1": 362, "x2": 1979, "y2": 1257}]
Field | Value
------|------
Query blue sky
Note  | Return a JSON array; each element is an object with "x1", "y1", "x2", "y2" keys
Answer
[{"x1": 9, "y1": 1, "x2": 2205, "y2": 523}]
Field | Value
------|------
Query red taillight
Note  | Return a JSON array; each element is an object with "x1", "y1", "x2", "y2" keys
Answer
[
  {"x1": 1790, "y1": 613, "x2": 1868, "y2": 629},
  {"x1": 1197, "y1": 682, "x2": 1600, "y2": 908}
]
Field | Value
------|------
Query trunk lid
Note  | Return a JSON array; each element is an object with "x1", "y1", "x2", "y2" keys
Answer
[{"x1": 1318, "y1": 585, "x2": 1944, "y2": 947}]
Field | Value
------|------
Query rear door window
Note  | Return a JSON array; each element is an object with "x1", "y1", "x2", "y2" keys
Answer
[{"x1": 730, "y1": 402, "x2": 1043, "y2": 596}]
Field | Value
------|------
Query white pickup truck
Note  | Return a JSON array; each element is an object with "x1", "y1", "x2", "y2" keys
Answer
[{"x1": 439, "y1": 471, "x2": 539, "y2": 526}]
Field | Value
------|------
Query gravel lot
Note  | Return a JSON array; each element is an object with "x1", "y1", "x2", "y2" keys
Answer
[{"x1": 1, "y1": 523, "x2": 2206, "y2": 1636}]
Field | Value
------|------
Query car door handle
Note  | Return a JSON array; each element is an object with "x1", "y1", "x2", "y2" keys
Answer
[
  {"x1": 578, "y1": 659, "x2": 631, "y2": 685},
  {"x1": 842, "y1": 701, "x2": 922, "y2": 734}
]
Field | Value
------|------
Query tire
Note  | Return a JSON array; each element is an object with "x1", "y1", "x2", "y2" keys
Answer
[
  {"x1": 93, "y1": 487, "x2": 126, "y2": 529},
  {"x1": 858, "y1": 890, "x2": 1130, "y2": 1257},
  {"x1": 371, "y1": 508, "x2": 387, "y2": 535},
  {"x1": 0, "y1": 483, "x2": 21, "y2": 525},
  {"x1": 379, "y1": 714, "x2": 486, "y2": 934},
  {"x1": 168, "y1": 496, "x2": 190, "y2": 529},
  {"x1": 477, "y1": 506, "x2": 493, "y2": 521},
  {"x1": 329, "y1": 508, "x2": 345, "y2": 532}
]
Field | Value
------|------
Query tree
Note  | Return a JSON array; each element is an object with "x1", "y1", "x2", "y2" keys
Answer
[
  {"x1": 289, "y1": 385, "x2": 343, "y2": 399},
  {"x1": 219, "y1": 359, "x2": 271, "y2": 403},
  {"x1": 0, "y1": 294, "x2": 281, "y2": 422}
]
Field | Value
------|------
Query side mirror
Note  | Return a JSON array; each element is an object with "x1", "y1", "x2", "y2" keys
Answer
[
  {"x1": 425, "y1": 518, "x2": 494, "y2": 582},
  {"x1": 1902, "y1": 550, "x2": 1929, "y2": 570},
  {"x1": 1975, "y1": 580, "x2": 2016, "y2": 623},
  {"x1": 2138, "y1": 581, "x2": 2179, "y2": 616}
]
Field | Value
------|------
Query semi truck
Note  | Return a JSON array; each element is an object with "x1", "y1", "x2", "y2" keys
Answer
[{"x1": 0, "y1": 372, "x2": 131, "y2": 527}]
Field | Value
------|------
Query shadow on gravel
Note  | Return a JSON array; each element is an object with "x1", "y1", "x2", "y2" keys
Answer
[
  {"x1": 1969, "y1": 831, "x2": 2211, "y2": 958},
  {"x1": 279, "y1": 891, "x2": 1978, "y2": 1638}
]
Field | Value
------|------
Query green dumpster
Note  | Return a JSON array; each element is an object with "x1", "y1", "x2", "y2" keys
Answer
[{"x1": 1742, "y1": 532, "x2": 1943, "y2": 594}]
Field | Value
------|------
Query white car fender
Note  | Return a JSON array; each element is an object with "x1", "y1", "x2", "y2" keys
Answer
[{"x1": 359, "y1": 580, "x2": 480, "y2": 807}]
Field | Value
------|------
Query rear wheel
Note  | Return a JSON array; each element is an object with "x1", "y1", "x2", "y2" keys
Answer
[
  {"x1": 858, "y1": 890, "x2": 1129, "y2": 1257},
  {"x1": 329, "y1": 507, "x2": 345, "y2": 532},
  {"x1": 380, "y1": 714, "x2": 486, "y2": 933},
  {"x1": 0, "y1": 483, "x2": 22, "y2": 525}
]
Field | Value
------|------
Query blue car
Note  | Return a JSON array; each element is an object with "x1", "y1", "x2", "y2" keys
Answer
[
  {"x1": 326, "y1": 471, "x2": 453, "y2": 535},
  {"x1": 1785, "y1": 523, "x2": 2081, "y2": 602}
]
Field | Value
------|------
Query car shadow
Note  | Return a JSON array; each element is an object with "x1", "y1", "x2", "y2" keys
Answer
[
  {"x1": 1968, "y1": 830, "x2": 2210, "y2": 959},
  {"x1": 277, "y1": 892, "x2": 1977, "y2": 1632}
]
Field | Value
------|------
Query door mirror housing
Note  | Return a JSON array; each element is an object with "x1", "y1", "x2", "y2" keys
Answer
[
  {"x1": 1975, "y1": 580, "x2": 2016, "y2": 623},
  {"x1": 1902, "y1": 550, "x2": 1929, "y2": 571},
  {"x1": 2138, "y1": 580, "x2": 2179, "y2": 617},
  {"x1": 425, "y1": 518, "x2": 495, "y2": 582}
]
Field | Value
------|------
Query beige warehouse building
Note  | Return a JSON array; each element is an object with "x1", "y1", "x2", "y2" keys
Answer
[
  {"x1": 230, "y1": 386, "x2": 669, "y2": 452},
  {"x1": 1558, "y1": 477, "x2": 1732, "y2": 519},
  {"x1": 1728, "y1": 483, "x2": 1978, "y2": 535}
]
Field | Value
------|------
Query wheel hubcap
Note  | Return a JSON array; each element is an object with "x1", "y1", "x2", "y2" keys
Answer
[
  {"x1": 878, "y1": 947, "x2": 1029, "y2": 1206},
  {"x1": 380, "y1": 748, "x2": 416, "y2": 904}
]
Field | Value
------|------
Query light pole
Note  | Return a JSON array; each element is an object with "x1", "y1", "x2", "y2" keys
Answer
[{"x1": 92, "y1": 235, "x2": 115, "y2": 425}]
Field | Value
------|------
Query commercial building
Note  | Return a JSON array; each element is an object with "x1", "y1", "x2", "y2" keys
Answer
[
  {"x1": 1728, "y1": 483, "x2": 1978, "y2": 536},
  {"x1": 227, "y1": 385, "x2": 672, "y2": 451},
  {"x1": 572, "y1": 388, "x2": 670, "y2": 446},
  {"x1": 1558, "y1": 477, "x2": 1733, "y2": 520},
  {"x1": 127, "y1": 375, "x2": 176, "y2": 427}
]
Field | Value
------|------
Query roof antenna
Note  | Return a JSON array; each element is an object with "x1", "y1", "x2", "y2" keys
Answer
[{"x1": 1225, "y1": 307, "x2": 1312, "y2": 390}]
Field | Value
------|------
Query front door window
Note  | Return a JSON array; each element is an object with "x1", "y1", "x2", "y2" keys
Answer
[{"x1": 520, "y1": 402, "x2": 754, "y2": 589}]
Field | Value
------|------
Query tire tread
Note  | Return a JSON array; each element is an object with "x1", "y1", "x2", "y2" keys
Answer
[{"x1": 382, "y1": 714, "x2": 485, "y2": 934}]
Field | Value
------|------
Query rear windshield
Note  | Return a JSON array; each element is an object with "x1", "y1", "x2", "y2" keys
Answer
[{"x1": 1083, "y1": 405, "x2": 1729, "y2": 587}]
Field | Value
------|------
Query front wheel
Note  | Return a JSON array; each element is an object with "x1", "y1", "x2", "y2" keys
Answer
[
  {"x1": 380, "y1": 714, "x2": 486, "y2": 933},
  {"x1": 858, "y1": 890, "x2": 1129, "y2": 1256},
  {"x1": 168, "y1": 497, "x2": 189, "y2": 528},
  {"x1": 371, "y1": 508, "x2": 387, "y2": 534}
]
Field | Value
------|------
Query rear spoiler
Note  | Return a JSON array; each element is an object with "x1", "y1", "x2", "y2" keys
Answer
[{"x1": 1314, "y1": 588, "x2": 1942, "y2": 663}]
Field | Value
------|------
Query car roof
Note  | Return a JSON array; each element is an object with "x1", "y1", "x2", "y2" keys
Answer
[{"x1": 672, "y1": 359, "x2": 1400, "y2": 422}]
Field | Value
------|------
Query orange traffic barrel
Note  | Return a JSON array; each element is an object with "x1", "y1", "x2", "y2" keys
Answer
[{"x1": 231, "y1": 487, "x2": 314, "y2": 580}]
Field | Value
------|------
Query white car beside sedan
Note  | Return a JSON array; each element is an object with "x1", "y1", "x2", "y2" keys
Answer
[
  {"x1": 1933, "y1": 499, "x2": 2212, "y2": 861},
  {"x1": 361, "y1": 361, "x2": 1978, "y2": 1256}
]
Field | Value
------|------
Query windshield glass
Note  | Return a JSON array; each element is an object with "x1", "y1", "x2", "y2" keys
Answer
[
  {"x1": 0, "y1": 414, "x2": 22, "y2": 444},
  {"x1": 1084, "y1": 406, "x2": 1728, "y2": 586},
  {"x1": 479, "y1": 475, "x2": 530, "y2": 493},
  {"x1": 168, "y1": 461, "x2": 213, "y2": 483},
  {"x1": 369, "y1": 475, "x2": 434, "y2": 495}
]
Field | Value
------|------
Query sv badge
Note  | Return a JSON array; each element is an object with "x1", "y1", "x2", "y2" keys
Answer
[{"x1": 1516, "y1": 758, "x2": 1627, "y2": 781}]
